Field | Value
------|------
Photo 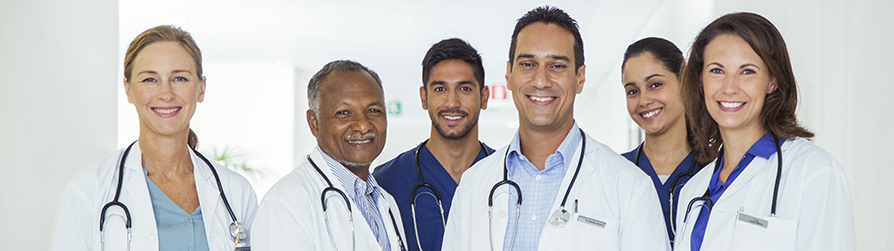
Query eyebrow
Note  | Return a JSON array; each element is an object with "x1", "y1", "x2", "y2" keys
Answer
[
  {"x1": 644, "y1": 73, "x2": 663, "y2": 82},
  {"x1": 136, "y1": 69, "x2": 194, "y2": 75},
  {"x1": 739, "y1": 63, "x2": 760, "y2": 70},
  {"x1": 515, "y1": 54, "x2": 571, "y2": 62},
  {"x1": 706, "y1": 62, "x2": 724, "y2": 68}
]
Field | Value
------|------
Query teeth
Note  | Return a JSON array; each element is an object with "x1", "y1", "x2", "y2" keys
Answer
[
  {"x1": 530, "y1": 96, "x2": 555, "y2": 102},
  {"x1": 720, "y1": 102, "x2": 744, "y2": 108},
  {"x1": 642, "y1": 108, "x2": 662, "y2": 118},
  {"x1": 443, "y1": 115, "x2": 462, "y2": 120},
  {"x1": 153, "y1": 108, "x2": 180, "y2": 114},
  {"x1": 349, "y1": 139, "x2": 371, "y2": 144}
]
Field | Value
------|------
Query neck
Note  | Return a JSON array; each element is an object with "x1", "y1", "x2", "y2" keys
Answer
[
  {"x1": 138, "y1": 131, "x2": 193, "y2": 177},
  {"x1": 717, "y1": 125, "x2": 767, "y2": 181},
  {"x1": 346, "y1": 165, "x2": 370, "y2": 181},
  {"x1": 426, "y1": 126, "x2": 482, "y2": 183},
  {"x1": 518, "y1": 119, "x2": 575, "y2": 171},
  {"x1": 642, "y1": 117, "x2": 691, "y2": 174}
]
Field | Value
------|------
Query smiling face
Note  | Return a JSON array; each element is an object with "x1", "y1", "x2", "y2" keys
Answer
[
  {"x1": 421, "y1": 59, "x2": 489, "y2": 139},
  {"x1": 702, "y1": 34, "x2": 777, "y2": 134},
  {"x1": 308, "y1": 70, "x2": 387, "y2": 168},
  {"x1": 623, "y1": 53, "x2": 686, "y2": 136},
  {"x1": 506, "y1": 22, "x2": 585, "y2": 132},
  {"x1": 125, "y1": 41, "x2": 205, "y2": 139}
]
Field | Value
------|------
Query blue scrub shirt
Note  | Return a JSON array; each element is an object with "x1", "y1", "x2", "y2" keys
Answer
[
  {"x1": 622, "y1": 147, "x2": 700, "y2": 244},
  {"x1": 373, "y1": 141, "x2": 493, "y2": 251}
]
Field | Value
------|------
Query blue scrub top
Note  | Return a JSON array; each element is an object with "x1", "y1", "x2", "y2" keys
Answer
[
  {"x1": 622, "y1": 146, "x2": 700, "y2": 245},
  {"x1": 373, "y1": 141, "x2": 494, "y2": 251}
]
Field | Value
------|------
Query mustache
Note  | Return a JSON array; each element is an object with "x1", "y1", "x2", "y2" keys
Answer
[
  {"x1": 346, "y1": 132, "x2": 376, "y2": 140},
  {"x1": 438, "y1": 109, "x2": 469, "y2": 117}
]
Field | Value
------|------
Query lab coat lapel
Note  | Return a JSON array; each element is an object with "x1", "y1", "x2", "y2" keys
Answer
[
  {"x1": 311, "y1": 149, "x2": 381, "y2": 251},
  {"x1": 487, "y1": 152, "x2": 513, "y2": 251},
  {"x1": 192, "y1": 150, "x2": 223, "y2": 246},
  {"x1": 120, "y1": 143, "x2": 159, "y2": 249},
  {"x1": 718, "y1": 157, "x2": 769, "y2": 204},
  {"x1": 544, "y1": 135, "x2": 590, "y2": 225}
]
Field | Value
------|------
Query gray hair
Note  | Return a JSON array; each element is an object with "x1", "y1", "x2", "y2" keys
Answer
[{"x1": 307, "y1": 60, "x2": 384, "y2": 115}]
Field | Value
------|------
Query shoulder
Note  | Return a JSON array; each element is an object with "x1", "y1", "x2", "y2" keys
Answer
[
  {"x1": 261, "y1": 163, "x2": 320, "y2": 208},
  {"x1": 782, "y1": 138, "x2": 846, "y2": 176},
  {"x1": 583, "y1": 136, "x2": 649, "y2": 181},
  {"x1": 373, "y1": 147, "x2": 416, "y2": 179},
  {"x1": 66, "y1": 148, "x2": 127, "y2": 193},
  {"x1": 620, "y1": 147, "x2": 636, "y2": 162}
]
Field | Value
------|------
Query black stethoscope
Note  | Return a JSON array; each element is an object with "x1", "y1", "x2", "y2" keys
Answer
[
  {"x1": 487, "y1": 129, "x2": 585, "y2": 251},
  {"x1": 681, "y1": 133, "x2": 783, "y2": 234},
  {"x1": 99, "y1": 141, "x2": 247, "y2": 251},
  {"x1": 410, "y1": 140, "x2": 489, "y2": 251},
  {"x1": 307, "y1": 155, "x2": 406, "y2": 251},
  {"x1": 633, "y1": 142, "x2": 703, "y2": 239}
]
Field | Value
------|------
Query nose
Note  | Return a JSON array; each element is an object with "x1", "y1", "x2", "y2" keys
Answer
[
  {"x1": 721, "y1": 76, "x2": 739, "y2": 96},
  {"x1": 445, "y1": 88, "x2": 460, "y2": 108},
  {"x1": 157, "y1": 80, "x2": 175, "y2": 102},
  {"x1": 639, "y1": 90, "x2": 655, "y2": 108},
  {"x1": 351, "y1": 113, "x2": 375, "y2": 134},
  {"x1": 532, "y1": 65, "x2": 553, "y2": 89}
]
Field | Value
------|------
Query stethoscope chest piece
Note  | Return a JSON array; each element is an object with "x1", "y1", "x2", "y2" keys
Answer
[
  {"x1": 229, "y1": 222, "x2": 247, "y2": 240},
  {"x1": 549, "y1": 208, "x2": 571, "y2": 227}
]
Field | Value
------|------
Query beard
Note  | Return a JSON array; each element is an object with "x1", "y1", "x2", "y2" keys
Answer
[{"x1": 432, "y1": 109, "x2": 478, "y2": 139}]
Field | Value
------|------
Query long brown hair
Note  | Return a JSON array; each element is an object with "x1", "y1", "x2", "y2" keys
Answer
[
  {"x1": 681, "y1": 12, "x2": 813, "y2": 163},
  {"x1": 124, "y1": 25, "x2": 203, "y2": 149}
]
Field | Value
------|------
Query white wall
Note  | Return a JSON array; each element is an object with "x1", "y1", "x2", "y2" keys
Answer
[
  {"x1": 710, "y1": 1, "x2": 894, "y2": 249},
  {"x1": 0, "y1": 0, "x2": 118, "y2": 249}
]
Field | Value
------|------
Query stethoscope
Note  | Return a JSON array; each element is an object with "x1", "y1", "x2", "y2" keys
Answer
[
  {"x1": 680, "y1": 133, "x2": 783, "y2": 238},
  {"x1": 307, "y1": 155, "x2": 406, "y2": 251},
  {"x1": 410, "y1": 140, "x2": 489, "y2": 251},
  {"x1": 633, "y1": 142, "x2": 703, "y2": 240},
  {"x1": 99, "y1": 141, "x2": 248, "y2": 251},
  {"x1": 487, "y1": 129, "x2": 585, "y2": 251}
]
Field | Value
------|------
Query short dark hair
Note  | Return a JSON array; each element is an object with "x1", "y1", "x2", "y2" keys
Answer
[
  {"x1": 422, "y1": 38, "x2": 485, "y2": 89},
  {"x1": 681, "y1": 12, "x2": 814, "y2": 163},
  {"x1": 509, "y1": 6, "x2": 584, "y2": 72},
  {"x1": 307, "y1": 60, "x2": 383, "y2": 115},
  {"x1": 622, "y1": 37, "x2": 684, "y2": 77}
]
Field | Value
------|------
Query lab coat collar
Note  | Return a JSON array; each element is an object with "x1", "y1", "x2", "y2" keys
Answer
[{"x1": 714, "y1": 136, "x2": 790, "y2": 205}]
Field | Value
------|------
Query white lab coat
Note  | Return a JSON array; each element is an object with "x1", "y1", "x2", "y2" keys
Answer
[
  {"x1": 252, "y1": 148, "x2": 407, "y2": 251},
  {"x1": 51, "y1": 142, "x2": 259, "y2": 251},
  {"x1": 442, "y1": 133, "x2": 671, "y2": 251},
  {"x1": 673, "y1": 138, "x2": 855, "y2": 251}
]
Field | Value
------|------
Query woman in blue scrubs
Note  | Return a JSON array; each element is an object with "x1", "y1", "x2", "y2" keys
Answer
[{"x1": 620, "y1": 37, "x2": 702, "y2": 245}]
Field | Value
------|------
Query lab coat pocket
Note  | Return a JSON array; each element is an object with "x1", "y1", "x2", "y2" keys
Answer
[
  {"x1": 565, "y1": 215, "x2": 619, "y2": 250},
  {"x1": 729, "y1": 211, "x2": 796, "y2": 251}
]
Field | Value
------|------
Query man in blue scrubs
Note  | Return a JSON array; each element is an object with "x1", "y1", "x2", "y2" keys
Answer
[{"x1": 373, "y1": 38, "x2": 494, "y2": 251}]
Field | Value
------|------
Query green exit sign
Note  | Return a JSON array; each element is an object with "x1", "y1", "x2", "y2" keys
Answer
[{"x1": 387, "y1": 100, "x2": 401, "y2": 115}]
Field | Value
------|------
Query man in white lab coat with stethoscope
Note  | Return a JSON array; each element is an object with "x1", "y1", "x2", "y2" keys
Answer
[
  {"x1": 252, "y1": 60, "x2": 407, "y2": 251},
  {"x1": 441, "y1": 6, "x2": 670, "y2": 251}
]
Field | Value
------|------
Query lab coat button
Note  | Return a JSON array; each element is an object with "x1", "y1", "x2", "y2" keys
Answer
[
  {"x1": 148, "y1": 232, "x2": 157, "y2": 240},
  {"x1": 498, "y1": 211, "x2": 507, "y2": 218}
]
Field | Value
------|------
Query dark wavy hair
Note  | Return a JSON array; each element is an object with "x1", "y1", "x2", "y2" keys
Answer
[{"x1": 681, "y1": 12, "x2": 814, "y2": 163}]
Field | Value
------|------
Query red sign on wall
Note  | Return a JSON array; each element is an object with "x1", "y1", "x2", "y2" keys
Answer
[{"x1": 489, "y1": 84, "x2": 509, "y2": 100}]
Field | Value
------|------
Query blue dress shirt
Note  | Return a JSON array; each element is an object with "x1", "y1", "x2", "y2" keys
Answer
[
  {"x1": 690, "y1": 132, "x2": 781, "y2": 251},
  {"x1": 374, "y1": 141, "x2": 493, "y2": 251},
  {"x1": 145, "y1": 171, "x2": 210, "y2": 251},
  {"x1": 622, "y1": 147, "x2": 699, "y2": 243},
  {"x1": 503, "y1": 122, "x2": 582, "y2": 251},
  {"x1": 320, "y1": 148, "x2": 391, "y2": 251}
]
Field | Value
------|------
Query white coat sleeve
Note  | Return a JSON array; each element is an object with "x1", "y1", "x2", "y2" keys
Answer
[
  {"x1": 251, "y1": 186, "x2": 315, "y2": 250},
  {"x1": 795, "y1": 152, "x2": 855, "y2": 250},
  {"x1": 620, "y1": 176, "x2": 672, "y2": 251},
  {"x1": 440, "y1": 173, "x2": 468, "y2": 251},
  {"x1": 239, "y1": 184, "x2": 259, "y2": 247},
  {"x1": 51, "y1": 173, "x2": 96, "y2": 251}
]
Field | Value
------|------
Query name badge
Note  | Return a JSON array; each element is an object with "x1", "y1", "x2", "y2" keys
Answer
[
  {"x1": 577, "y1": 215, "x2": 606, "y2": 228},
  {"x1": 737, "y1": 212, "x2": 769, "y2": 228}
]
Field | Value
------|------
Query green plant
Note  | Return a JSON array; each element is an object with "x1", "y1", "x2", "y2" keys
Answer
[{"x1": 210, "y1": 146, "x2": 261, "y2": 178}]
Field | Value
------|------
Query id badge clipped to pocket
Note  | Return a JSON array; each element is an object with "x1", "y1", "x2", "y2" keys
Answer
[{"x1": 729, "y1": 211, "x2": 796, "y2": 251}]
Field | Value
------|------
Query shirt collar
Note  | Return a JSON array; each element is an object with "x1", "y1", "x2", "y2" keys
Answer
[
  {"x1": 316, "y1": 147, "x2": 381, "y2": 202},
  {"x1": 507, "y1": 121, "x2": 582, "y2": 175},
  {"x1": 747, "y1": 132, "x2": 780, "y2": 160}
]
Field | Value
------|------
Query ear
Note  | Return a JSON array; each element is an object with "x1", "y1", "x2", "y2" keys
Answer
[
  {"x1": 197, "y1": 76, "x2": 207, "y2": 103},
  {"x1": 575, "y1": 64, "x2": 586, "y2": 94},
  {"x1": 480, "y1": 85, "x2": 490, "y2": 110},
  {"x1": 767, "y1": 77, "x2": 778, "y2": 94},
  {"x1": 505, "y1": 61, "x2": 512, "y2": 90},
  {"x1": 419, "y1": 85, "x2": 428, "y2": 110},
  {"x1": 123, "y1": 78, "x2": 134, "y2": 104},
  {"x1": 307, "y1": 109, "x2": 320, "y2": 138}
]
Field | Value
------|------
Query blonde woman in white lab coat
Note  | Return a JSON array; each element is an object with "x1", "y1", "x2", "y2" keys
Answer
[
  {"x1": 673, "y1": 12, "x2": 855, "y2": 251},
  {"x1": 51, "y1": 25, "x2": 258, "y2": 251}
]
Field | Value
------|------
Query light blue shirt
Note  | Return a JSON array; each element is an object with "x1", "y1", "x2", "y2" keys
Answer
[
  {"x1": 319, "y1": 148, "x2": 391, "y2": 251},
  {"x1": 145, "y1": 170, "x2": 210, "y2": 251},
  {"x1": 503, "y1": 122, "x2": 582, "y2": 250}
]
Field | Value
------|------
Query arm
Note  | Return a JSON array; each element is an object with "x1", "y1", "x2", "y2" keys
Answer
[
  {"x1": 251, "y1": 190, "x2": 315, "y2": 250},
  {"x1": 620, "y1": 175, "x2": 672, "y2": 251},
  {"x1": 51, "y1": 176, "x2": 95, "y2": 251},
  {"x1": 797, "y1": 152, "x2": 856, "y2": 250}
]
